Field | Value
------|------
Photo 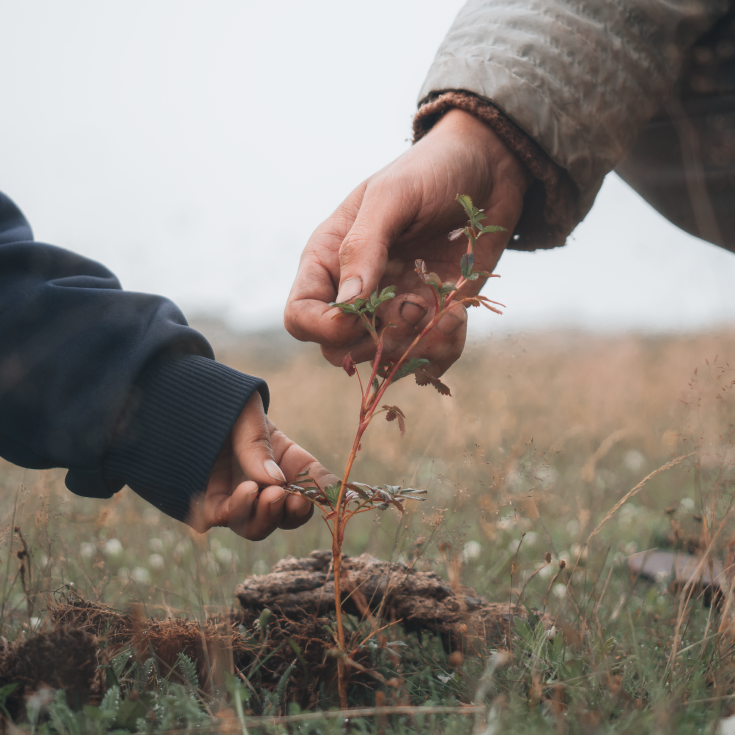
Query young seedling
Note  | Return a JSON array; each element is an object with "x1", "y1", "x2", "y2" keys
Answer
[{"x1": 287, "y1": 194, "x2": 506, "y2": 707}]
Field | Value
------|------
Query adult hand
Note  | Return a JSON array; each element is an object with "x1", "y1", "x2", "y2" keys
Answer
[
  {"x1": 188, "y1": 391, "x2": 338, "y2": 540},
  {"x1": 285, "y1": 109, "x2": 532, "y2": 377}
]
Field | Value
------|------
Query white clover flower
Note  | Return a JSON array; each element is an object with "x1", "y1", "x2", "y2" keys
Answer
[
  {"x1": 680, "y1": 497, "x2": 695, "y2": 511},
  {"x1": 216, "y1": 547, "x2": 234, "y2": 564},
  {"x1": 538, "y1": 564, "x2": 553, "y2": 579},
  {"x1": 103, "y1": 538, "x2": 123, "y2": 557},
  {"x1": 174, "y1": 539, "x2": 191, "y2": 556},
  {"x1": 624, "y1": 450, "x2": 645, "y2": 472},
  {"x1": 149, "y1": 538, "x2": 163, "y2": 553},
  {"x1": 507, "y1": 539, "x2": 521, "y2": 554},
  {"x1": 80, "y1": 543, "x2": 96, "y2": 559},
  {"x1": 462, "y1": 541, "x2": 482, "y2": 561},
  {"x1": 131, "y1": 567, "x2": 151, "y2": 584},
  {"x1": 552, "y1": 583, "x2": 567, "y2": 599},
  {"x1": 148, "y1": 554, "x2": 165, "y2": 570},
  {"x1": 524, "y1": 532, "x2": 538, "y2": 546}
]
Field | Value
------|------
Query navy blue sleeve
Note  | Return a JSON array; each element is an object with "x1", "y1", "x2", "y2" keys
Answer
[{"x1": 0, "y1": 192, "x2": 269, "y2": 522}]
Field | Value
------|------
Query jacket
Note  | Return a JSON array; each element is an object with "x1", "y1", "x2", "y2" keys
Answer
[{"x1": 0, "y1": 192, "x2": 268, "y2": 522}]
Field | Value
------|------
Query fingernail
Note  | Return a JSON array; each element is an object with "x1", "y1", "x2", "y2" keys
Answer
[
  {"x1": 264, "y1": 459, "x2": 286, "y2": 484},
  {"x1": 400, "y1": 301, "x2": 427, "y2": 326},
  {"x1": 269, "y1": 491, "x2": 287, "y2": 517},
  {"x1": 335, "y1": 277, "x2": 362, "y2": 304},
  {"x1": 294, "y1": 497, "x2": 312, "y2": 517},
  {"x1": 437, "y1": 311, "x2": 464, "y2": 335}
]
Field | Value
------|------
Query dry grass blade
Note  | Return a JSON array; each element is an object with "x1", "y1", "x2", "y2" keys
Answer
[
  {"x1": 555, "y1": 452, "x2": 695, "y2": 623},
  {"x1": 156, "y1": 705, "x2": 487, "y2": 734},
  {"x1": 587, "y1": 452, "x2": 695, "y2": 543}
]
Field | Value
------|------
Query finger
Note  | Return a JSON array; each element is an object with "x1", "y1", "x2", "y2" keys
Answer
[
  {"x1": 320, "y1": 331, "x2": 376, "y2": 367},
  {"x1": 335, "y1": 181, "x2": 420, "y2": 304},
  {"x1": 378, "y1": 292, "x2": 430, "y2": 354},
  {"x1": 266, "y1": 419, "x2": 340, "y2": 489},
  {"x1": 279, "y1": 492, "x2": 314, "y2": 530},
  {"x1": 220, "y1": 480, "x2": 260, "y2": 536},
  {"x1": 265, "y1": 419, "x2": 340, "y2": 530},
  {"x1": 320, "y1": 292, "x2": 431, "y2": 367},
  {"x1": 413, "y1": 302, "x2": 468, "y2": 377},
  {"x1": 239, "y1": 484, "x2": 290, "y2": 541},
  {"x1": 285, "y1": 245, "x2": 366, "y2": 347},
  {"x1": 231, "y1": 391, "x2": 288, "y2": 488},
  {"x1": 285, "y1": 187, "x2": 369, "y2": 347}
]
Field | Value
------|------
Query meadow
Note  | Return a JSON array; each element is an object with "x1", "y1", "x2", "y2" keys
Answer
[{"x1": 2, "y1": 323, "x2": 735, "y2": 734}]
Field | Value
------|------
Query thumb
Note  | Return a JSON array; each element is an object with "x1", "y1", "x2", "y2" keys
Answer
[
  {"x1": 335, "y1": 184, "x2": 418, "y2": 304},
  {"x1": 231, "y1": 391, "x2": 287, "y2": 488}
]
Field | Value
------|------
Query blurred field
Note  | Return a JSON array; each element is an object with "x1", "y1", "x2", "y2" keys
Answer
[
  {"x1": 3, "y1": 324, "x2": 735, "y2": 731},
  {"x1": 3, "y1": 323, "x2": 735, "y2": 615}
]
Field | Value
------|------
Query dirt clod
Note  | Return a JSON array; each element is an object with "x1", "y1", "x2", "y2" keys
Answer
[{"x1": 235, "y1": 550, "x2": 548, "y2": 649}]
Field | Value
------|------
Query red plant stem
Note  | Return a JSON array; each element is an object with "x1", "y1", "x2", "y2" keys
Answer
[
  {"x1": 332, "y1": 338, "x2": 383, "y2": 708},
  {"x1": 330, "y1": 232, "x2": 483, "y2": 706}
]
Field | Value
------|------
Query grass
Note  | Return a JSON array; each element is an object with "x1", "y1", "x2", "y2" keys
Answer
[{"x1": 3, "y1": 325, "x2": 735, "y2": 733}]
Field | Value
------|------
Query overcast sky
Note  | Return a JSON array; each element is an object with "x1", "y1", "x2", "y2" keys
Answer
[{"x1": 2, "y1": 0, "x2": 735, "y2": 337}]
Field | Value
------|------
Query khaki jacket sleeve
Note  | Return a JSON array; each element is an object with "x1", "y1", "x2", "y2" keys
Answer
[{"x1": 419, "y1": 0, "x2": 729, "y2": 220}]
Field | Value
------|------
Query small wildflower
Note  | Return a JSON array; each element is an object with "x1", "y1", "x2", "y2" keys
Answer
[
  {"x1": 103, "y1": 538, "x2": 123, "y2": 557},
  {"x1": 131, "y1": 567, "x2": 151, "y2": 584}
]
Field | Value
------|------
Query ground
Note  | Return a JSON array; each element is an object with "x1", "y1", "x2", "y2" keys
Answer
[{"x1": 2, "y1": 325, "x2": 735, "y2": 733}]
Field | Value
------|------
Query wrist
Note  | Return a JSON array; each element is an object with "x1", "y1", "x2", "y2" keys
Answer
[{"x1": 431, "y1": 108, "x2": 533, "y2": 197}]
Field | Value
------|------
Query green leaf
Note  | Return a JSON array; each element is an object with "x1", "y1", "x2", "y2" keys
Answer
[
  {"x1": 176, "y1": 653, "x2": 199, "y2": 689},
  {"x1": 349, "y1": 482, "x2": 371, "y2": 498},
  {"x1": 456, "y1": 194, "x2": 476, "y2": 219},
  {"x1": 467, "y1": 273, "x2": 480, "y2": 280},
  {"x1": 257, "y1": 607, "x2": 272, "y2": 630},
  {"x1": 100, "y1": 685, "x2": 120, "y2": 716},
  {"x1": 550, "y1": 631, "x2": 564, "y2": 664},
  {"x1": 514, "y1": 618, "x2": 535, "y2": 648},
  {"x1": 224, "y1": 670, "x2": 250, "y2": 705},
  {"x1": 393, "y1": 358, "x2": 431, "y2": 382},
  {"x1": 323, "y1": 482, "x2": 342, "y2": 507},
  {"x1": 481, "y1": 225, "x2": 507, "y2": 234},
  {"x1": 460, "y1": 253, "x2": 474, "y2": 278},
  {"x1": 439, "y1": 283, "x2": 456, "y2": 296},
  {"x1": 287, "y1": 637, "x2": 310, "y2": 685},
  {"x1": 114, "y1": 697, "x2": 148, "y2": 731}
]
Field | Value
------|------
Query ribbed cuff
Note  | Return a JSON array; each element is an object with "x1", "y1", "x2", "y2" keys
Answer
[
  {"x1": 100, "y1": 353, "x2": 269, "y2": 523},
  {"x1": 413, "y1": 91, "x2": 581, "y2": 252}
]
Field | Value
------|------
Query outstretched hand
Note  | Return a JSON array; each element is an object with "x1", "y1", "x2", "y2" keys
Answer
[
  {"x1": 285, "y1": 109, "x2": 532, "y2": 377},
  {"x1": 188, "y1": 391, "x2": 338, "y2": 540}
]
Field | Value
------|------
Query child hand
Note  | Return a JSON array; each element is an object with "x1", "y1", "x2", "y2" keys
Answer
[{"x1": 188, "y1": 391, "x2": 338, "y2": 540}]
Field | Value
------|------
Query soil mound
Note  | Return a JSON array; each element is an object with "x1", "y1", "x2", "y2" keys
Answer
[{"x1": 236, "y1": 549, "x2": 546, "y2": 649}]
